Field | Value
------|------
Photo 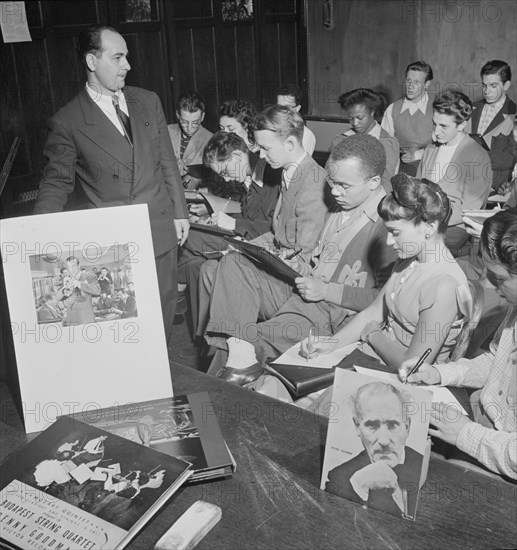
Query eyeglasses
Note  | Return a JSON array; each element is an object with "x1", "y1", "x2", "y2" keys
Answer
[
  {"x1": 326, "y1": 175, "x2": 371, "y2": 192},
  {"x1": 178, "y1": 119, "x2": 202, "y2": 128},
  {"x1": 405, "y1": 79, "x2": 425, "y2": 86}
]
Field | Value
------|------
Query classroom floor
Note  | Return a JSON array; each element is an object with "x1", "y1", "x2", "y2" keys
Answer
[{"x1": 168, "y1": 314, "x2": 210, "y2": 372}]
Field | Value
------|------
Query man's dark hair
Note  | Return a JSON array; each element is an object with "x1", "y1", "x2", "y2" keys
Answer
[
  {"x1": 76, "y1": 25, "x2": 119, "y2": 69},
  {"x1": 405, "y1": 61, "x2": 433, "y2": 82},
  {"x1": 203, "y1": 131, "x2": 248, "y2": 165},
  {"x1": 328, "y1": 133, "x2": 386, "y2": 180},
  {"x1": 480, "y1": 60, "x2": 512, "y2": 84},
  {"x1": 276, "y1": 83, "x2": 303, "y2": 107},
  {"x1": 176, "y1": 91, "x2": 206, "y2": 113},
  {"x1": 433, "y1": 91, "x2": 473, "y2": 124}
]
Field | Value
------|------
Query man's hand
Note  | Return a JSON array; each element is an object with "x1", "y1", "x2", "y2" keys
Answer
[
  {"x1": 429, "y1": 402, "x2": 470, "y2": 445},
  {"x1": 398, "y1": 357, "x2": 440, "y2": 384},
  {"x1": 189, "y1": 203, "x2": 209, "y2": 217},
  {"x1": 400, "y1": 147, "x2": 423, "y2": 164},
  {"x1": 349, "y1": 462, "x2": 399, "y2": 501},
  {"x1": 211, "y1": 211, "x2": 236, "y2": 230},
  {"x1": 174, "y1": 218, "x2": 190, "y2": 246},
  {"x1": 295, "y1": 276, "x2": 327, "y2": 302}
]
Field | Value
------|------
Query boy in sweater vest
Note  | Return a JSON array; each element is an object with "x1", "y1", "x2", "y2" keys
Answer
[{"x1": 382, "y1": 61, "x2": 434, "y2": 176}]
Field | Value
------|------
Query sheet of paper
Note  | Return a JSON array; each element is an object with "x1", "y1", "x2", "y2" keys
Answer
[
  {"x1": 272, "y1": 341, "x2": 358, "y2": 369},
  {"x1": 0, "y1": 2, "x2": 32, "y2": 43},
  {"x1": 353, "y1": 366, "x2": 468, "y2": 415}
]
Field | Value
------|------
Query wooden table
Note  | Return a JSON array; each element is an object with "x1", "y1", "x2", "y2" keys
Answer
[{"x1": 1, "y1": 364, "x2": 516, "y2": 550}]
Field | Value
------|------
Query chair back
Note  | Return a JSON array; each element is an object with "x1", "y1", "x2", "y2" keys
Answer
[{"x1": 450, "y1": 279, "x2": 485, "y2": 361}]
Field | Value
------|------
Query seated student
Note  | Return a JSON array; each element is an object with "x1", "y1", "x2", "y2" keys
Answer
[
  {"x1": 177, "y1": 131, "x2": 281, "y2": 331},
  {"x1": 276, "y1": 83, "x2": 316, "y2": 155},
  {"x1": 417, "y1": 91, "x2": 493, "y2": 253},
  {"x1": 381, "y1": 61, "x2": 434, "y2": 176},
  {"x1": 400, "y1": 209, "x2": 516, "y2": 480},
  {"x1": 218, "y1": 99, "x2": 258, "y2": 152},
  {"x1": 466, "y1": 60, "x2": 516, "y2": 191},
  {"x1": 203, "y1": 134, "x2": 396, "y2": 384},
  {"x1": 334, "y1": 88, "x2": 400, "y2": 192},
  {"x1": 167, "y1": 92, "x2": 213, "y2": 189},
  {"x1": 300, "y1": 174, "x2": 472, "y2": 369},
  {"x1": 189, "y1": 99, "x2": 260, "y2": 219},
  {"x1": 200, "y1": 104, "x2": 329, "y2": 373}
]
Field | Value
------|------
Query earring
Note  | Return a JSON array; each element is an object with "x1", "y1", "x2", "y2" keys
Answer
[{"x1": 425, "y1": 233, "x2": 430, "y2": 239}]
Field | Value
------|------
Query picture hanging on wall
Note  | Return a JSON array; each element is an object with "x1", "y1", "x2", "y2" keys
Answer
[{"x1": 222, "y1": 0, "x2": 253, "y2": 22}]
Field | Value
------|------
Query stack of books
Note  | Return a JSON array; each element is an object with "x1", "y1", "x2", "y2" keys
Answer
[{"x1": 0, "y1": 392, "x2": 234, "y2": 550}]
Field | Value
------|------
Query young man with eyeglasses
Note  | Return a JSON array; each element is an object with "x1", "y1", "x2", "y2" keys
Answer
[
  {"x1": 168, "y1": 91, "x2": 213, "y2": 188},
  {"x1": 204, "y1": 133, "x2": 396, "y2": 385},
  {"x1": 382, "y1": 61, "x2": 434, "y2": 176}
]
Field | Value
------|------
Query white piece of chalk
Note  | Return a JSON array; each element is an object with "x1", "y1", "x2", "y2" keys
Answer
[{"x1": 154, "y1": 500, "x2": 222, "y2": 550}]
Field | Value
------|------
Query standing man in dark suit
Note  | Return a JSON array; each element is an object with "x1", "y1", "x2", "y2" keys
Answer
[
  {"x1": 34, "y1": 25, "x2": 189, "y2": 347},
  {"x1": 325, "y1": 381, "x2": 424, "y2": 519},
  {"x1": 467, "y1": 60, "x2": 516, "y2": 191}
]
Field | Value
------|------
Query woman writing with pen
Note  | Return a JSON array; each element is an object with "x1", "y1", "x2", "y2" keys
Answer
[{"x1": 302, "y1": 173, "x2": 473, "y2": 369}]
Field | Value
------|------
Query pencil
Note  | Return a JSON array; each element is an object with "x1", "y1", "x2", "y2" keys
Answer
[
  {"x1": 403, "y1": 347, "x2": 432, "y2": 384},
  {"x1": 285, "y1": 248, "x2": 301, "y2": 261},
  {"x1": 221, "y1": 198, "x2": 231, "y2": 213}
]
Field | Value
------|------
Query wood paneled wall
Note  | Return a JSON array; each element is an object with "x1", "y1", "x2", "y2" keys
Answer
[
  {"x1": 307, "y1": 0, "x2": 517, "y2": 118},
  {"x1": 163, "y1": 0, "x2": 306, "y2": 132}
]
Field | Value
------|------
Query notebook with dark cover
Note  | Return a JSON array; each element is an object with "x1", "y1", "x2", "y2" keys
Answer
[
  {"x1": 265, "y1": 349, "x2": 386, "y2": 398},
  {"x1": 68, "y1": 392, "x2": 236, "y2": 483},
  {"x1": 0, "y1": 416, "x2": 191, "y2": 550},
  {"x1": 223, "y1": 237, "x2": 300, "y2": 283}
]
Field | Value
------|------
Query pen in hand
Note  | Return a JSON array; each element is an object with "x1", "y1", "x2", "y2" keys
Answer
[
  {"x1": 285, "y1": 248, "x2": 301, "y2": 261},
  {"x1": 221, "y1": 198, "x2": 231, "y2": 213},
  {"x1": 403, "y1": 347, "x2": 432, "y2": 384}
]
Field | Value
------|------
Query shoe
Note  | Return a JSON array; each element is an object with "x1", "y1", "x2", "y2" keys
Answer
[
  {"x1": 175, "y1": 290, "x2": 187, "y2": 317},
  {"x1": 216, "y1": 362, "x2": 264, "y2": 386}
]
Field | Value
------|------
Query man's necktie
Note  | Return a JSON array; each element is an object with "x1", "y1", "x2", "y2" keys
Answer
[{"x1": 112, "y1": 95, "x2": 133, "y2": 147}]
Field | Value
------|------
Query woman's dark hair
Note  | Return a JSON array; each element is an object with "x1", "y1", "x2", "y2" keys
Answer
[
  {"x1": 219, "y1": 100, "x2": 258, "y2": 145},
  {"x1": 433, "y1": 91, "x2": 473, "y2": 124},
  {"x1": 378, "y1": 173, "x2": 451, "y2": 233},
  {"x1": 338, "y1": 88, "x2": 385, "y2": 118},
  {"x1": 480, "y1": 208, "x2": 517, "y2": 274}
]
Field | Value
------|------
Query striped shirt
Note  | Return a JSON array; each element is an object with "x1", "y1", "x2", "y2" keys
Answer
[{"x1": 436, "y1": 306, "x2": 517, "y2": 478}]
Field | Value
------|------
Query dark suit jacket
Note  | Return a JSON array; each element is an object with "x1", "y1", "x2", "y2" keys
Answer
[
  {"x1": 34, "y1": 86, "x2": 189, "y2": 257},
  {"x1": 470, "y1": 96, "x2": 517, "y2": 190},
  {"x1": 325, "y1": 447, "x2": 423, "y2": 519}
]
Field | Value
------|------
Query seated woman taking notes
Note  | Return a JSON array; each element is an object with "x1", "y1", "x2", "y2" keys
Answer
[
  {"x1": 400, "y1": 209, "x2": 517, "y2": 480},
  {"x1": 301, "y1": 173, "x2": 473, "y2": 368}
]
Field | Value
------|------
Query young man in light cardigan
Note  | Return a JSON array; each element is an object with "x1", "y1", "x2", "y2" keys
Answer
[{"x1": 204, "y1": 134, "x2": 396, "y2": 386}]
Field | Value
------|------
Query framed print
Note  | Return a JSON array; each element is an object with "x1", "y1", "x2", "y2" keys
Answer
[
  {"x1": 122, "y1": 0, "x2": 157, "y2": 22},
  {"x1": 222, "y1": 0, "x2": 253, "y2": 22},
  {"x1": 1, "y1": 205, "x2": 173, "y2": 433}
]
